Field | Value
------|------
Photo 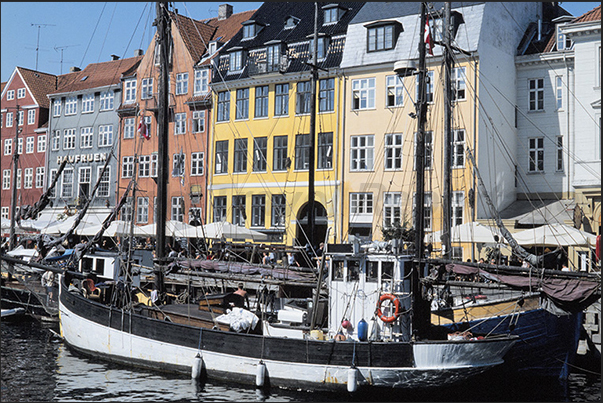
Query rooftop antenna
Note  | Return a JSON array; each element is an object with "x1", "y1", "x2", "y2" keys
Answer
[
  {"x1": 31, "y1": 23, "x2": 56, "y2": 70},
  {"x1": 53, "y1": 45, "x2": 80, "y2": 74}
]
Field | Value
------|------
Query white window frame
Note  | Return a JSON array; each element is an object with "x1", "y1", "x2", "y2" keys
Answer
[
  {"x1": 383, "y1": 192, "x2": 401, "y2": 228},
  {"x1": 37, "y1": 135, "x2": 46, "y2": 153},
  {"x1": 122, "y1": 156, "x2": 134, "y2": 178},
  {"x1": 175, "y1": 73, "x2": 189, "y2": 95},
  {"x1": 416, "y1": 71, "x2": 434, "y2": 103},
  {"x1": 6, "y1": 112, "x2": 13, "y2": 127},
  {"x1": 124, "y1": 79, "x2": 136, "y2": 103},
  {"x1": 78, "y1": 166, "x2": 91, "y2": 200},
  {"x1": 98, "y1": 125, "x2": 113, "y2": 147},
  {"x1": 51, "y1": 130, "x2": 60, "y2": 151},
  {"x1": 452, "y1": 67, "x2": 466, "y2": 101},
  {"x1": 48, "y1": 169, "x2": 57, "y2": 198},
  {"x1": 171, "y1": 196, "x2": 184, "y2": 222},
  {"x1": 35, "y1": 166, "x2": 45, "y2": 188},
  {"x1": 23, "y1": 168, "x2": 33, "y2": 189},
  {"x1": 229, "y1": 51, "x2": 244, "y2": 72},
  {"x1": 17, "y1": 138, "x2": 23, "y2": 155},
  {"x1": 191, "y1": 152, "x2": 204, "y2": 176},
  {"x1": 555, "y1": 75, "x2": 563, "y2": 110},
  {"x1": 151, "y1": 154, "x2": 158, "y2": 177},
  {"x1": 528, "y1": 78, "x2": 544, "y2": 111},
  {"x1": 384, "y1": 133, "x2": 403, "y2": 170},
  {"x1": 451, "y1": 191, "x2": 464, "y2": 227},
  {"x1": 63, "y1": 128, "x2": 76, "y2": 150},
  {"x1": 192, "y1": 110, "x2": 205, "y2": 133},
  {"x1": 17, "y1": 88, "x2": 26, "y2": 99},
  {"x1": 349, "y1": 192, "x2": 373, "y2": 223},
  {"x1": 352, "y1": 78, "x2": 376, "y2": 110},
  {"x1": 1, "y1": 206, "x2": 9, "y2": 219},
  {"x1": 124, "y1": 117, "x2": 135, "y2": 139},
  {"x1": 62, "y1": 168, "x2": 74, "y2": 198},
  {"x1": 175, "y1": 113, "x2": 186, "y2": 135},
  {"x1": 100, "y1": 91, "x2": 114, "y2": 111},
  {"x1": 350, "y1": 135, "x2": 374, "y2": 171},
  {"x1": 53, "y1": 99, "x2": 61, "y2": 116},
  {"x1": 80, "y1": 127, "x2": 93, "y2": 149},
  {"x1": 18, "y1": 110, "x2": 24, "y2": 126},
  {"x1": 194, "y1": 69, "x2": 209, "y2": 95},
  {"x1": 25, "y1": 136, "x2": 34, "y2": 154},
  {"x1": 27, "y1": 109, "x2": 36, "y2": 125},
  {"x1": 65, "y1": 96, "x2": 77, "y2": 115},
  {"x1": 81, "y1": 93, "x2": 94, "y2": 113},
  {"x1": 139, "y1": 155, "x2": 151, "y2": 178},
  {"x1": 386, "y1": 75, "x2": 404, "y2": 107},
  {"x1": 137, "y1": 196, "x2": 149, "y2": 224},
  {"x1": 141, "y1": 78, "x2": 153, "y2": 99},
  {"x1": 4, "y1": 139, "x2": 12, "y2": 156},
  {"x1": 2, "y1": 169, "x2": 11, "y2": 190},
  {"x1": 97, "y1": 166, "x2": 110, "y2": 197},
  {"x1": 6, "y1": 90, "x2": 14, "y2": 100},
  {"x1": 452, "y1": 129, "x2": 465, "y2": 168}
]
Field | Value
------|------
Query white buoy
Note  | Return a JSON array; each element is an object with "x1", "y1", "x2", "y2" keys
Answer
[
  {"x1": 191, "y1": 352, "x2": 203, "y2": 379},
  {"x1": 256, "y1": 360, "x2": 266, "y2": 387},
  {"x1": 347, "y1": 366, "x2": 358, "y2": 393}
]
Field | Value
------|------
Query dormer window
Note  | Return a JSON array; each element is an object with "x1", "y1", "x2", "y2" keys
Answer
[
  {"x1": 242, "y1": 20, "x2": 263, "y2": 40},
  {"x1": 309, "y1": 36, "x2": 330, "y2": 60},
  {"x1": 208, "y1": 41, "x2": 218, "y2": 55},
  {"x1": 556, "y1": 24, "x2": 573, "y2": 51},
  {"x1": 266, "y1": 43, "x2": 284, "y2": 72},
  {"x1": 229, "y1": 49, "x2": 245, "y2": 72},
  {"x1": 285, "y1": 16, "x2": 300, "y2": 29},
  {"x1": 365, "y1": 21, "x2": 402, "y2": 52},
  {"x1": 323, "y1": 4, "x2": 343, "y2": 25}
]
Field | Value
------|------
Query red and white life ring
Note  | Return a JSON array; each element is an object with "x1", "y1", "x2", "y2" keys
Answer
[{"x1": 375, "y1": 293, "x2": 401, "y2": 323}]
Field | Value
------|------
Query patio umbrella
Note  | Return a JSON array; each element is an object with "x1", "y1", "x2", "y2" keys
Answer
[
  {"x1": 174, "y1": 221, "x2": 269, "y2": 241},
  {"x1": 513, "y1": 223, "x2": 596, "y2": 247},
  {"x1": 137, "y1": 220, "x2": 195, "y2": 237},
  {"x1": 425, "y1": 221, "x2": 504, "y2": 244}
]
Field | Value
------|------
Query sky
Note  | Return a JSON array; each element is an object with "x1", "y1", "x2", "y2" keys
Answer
[{"x1": 1, "y1": 2, "x2": 599, "y2": 83}]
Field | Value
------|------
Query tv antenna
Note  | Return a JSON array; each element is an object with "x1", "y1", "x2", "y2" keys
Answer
[
  {"x1": 31, "y1": 23, "x2": 56, "y2": 70},
  {"x1": 52, "y1": 45, "x2": 80, "y2": 74}
]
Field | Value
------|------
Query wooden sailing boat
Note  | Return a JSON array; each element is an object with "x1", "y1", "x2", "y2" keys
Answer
[{"x1": 50, "y1": 2, "x2": 519, "y2": 393}]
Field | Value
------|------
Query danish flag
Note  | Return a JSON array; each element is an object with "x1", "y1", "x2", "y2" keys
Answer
[
  {"x1": 138, "y1": 117, "x2": 150, "y2": 140},
  {"x1": 425, "y1": 14, "x2": 434, "y2": 56}
]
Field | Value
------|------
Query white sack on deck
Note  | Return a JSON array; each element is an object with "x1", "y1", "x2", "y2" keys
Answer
[{"x1": 216, "y1": 307, "x2": 259, "y2": 332}]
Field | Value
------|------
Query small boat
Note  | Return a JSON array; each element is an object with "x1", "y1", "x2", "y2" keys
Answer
[{"x1": 1, "y1": 307, "x2": 26, "y2": 320}]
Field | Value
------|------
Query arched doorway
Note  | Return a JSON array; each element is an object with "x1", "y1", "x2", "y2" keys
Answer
[{"x1": 295, "y1": 202, "x2": 328, "y2": 251}]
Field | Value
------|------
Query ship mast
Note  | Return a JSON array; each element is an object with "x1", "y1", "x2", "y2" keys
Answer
[
  {"x1": 307, "y1": 2, "x2": 319, "y2": 250},
  {"x1": 9, "y1": 106, "x2": 20, "y2": 250}
]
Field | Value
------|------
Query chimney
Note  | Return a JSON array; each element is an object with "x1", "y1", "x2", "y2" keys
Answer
[
  {"x1": 111, "y1": 54, "x2": 120, "y2": 61},
  {"x1": 70, "y1": 66, "x2": 81, "y2": 73},
  {"x1": 218, "y1": 4, "x2": 233, "y2": 20},
  {"x1": 134, "y1": 49, "x2": 144, "y2": 57}
]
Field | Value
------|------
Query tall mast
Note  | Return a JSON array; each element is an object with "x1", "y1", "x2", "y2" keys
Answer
[
  {"x1": 307, "y1": 2, "x2": 319, "y2": 250},
  {"x1": 442, "y1": 2, "x2": 453, "y2": 258},
  {"x1": 9, "y1": 105, "x2": 20, "y2": 250},
  {"x1": 154, "y1": 1, "x2": 170, "y2": 295},
  {"x1": 411, "y1": 2, "x2": 430, "y2": 339}
]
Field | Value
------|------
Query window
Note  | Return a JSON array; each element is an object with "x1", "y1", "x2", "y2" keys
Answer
[
  {"x1": 171, "y1": 197, "x2": 184, "y2": 222},
  {"x1": 17, "y1": 88, "x2": 26, "y2": 99},
  {"x1": 137, "y1": 197, "x2": 149, "y2": 223},
  {"x1": 556, "y1": 24, "x2": 573, "y2": 51},
  {"x1": 242, "y1": 23, "x2": 257, "y2": 39},
  {"x1": 25, "y1": 137, "x2": 34, "y2": 154},
  {"x1": 141, "y1": 78, "x2": 153, "y2": 99},
  {"x1": 144, "y1": 116, "x2": 152, "y2": 138},
  {"x1": 351, "y1": 135, "x2": 374, "y2": 171},
  {"x1": 383, "y1": 192, "x2": 401, "y2": 228},
  {"x1": 98, "y1": 125, "x2": 113, "y2": 147},
  {"x1": 1, "y1": 207, "x2": 8, "y2": 219},
  {"x1": 229, "y1": 50, "x2": 244, "y2": 72},
  {"x1": 266, "y1": 44, "x2": 282, "y2": 72},
  {"x1": 6, "y1": 112, "x2": 13, "y2": 127},
  {"x1": 2, "y1": 170, "x2": 10, "y2": 190},
  {"x1": 555, "y1": 76, "x2": 563, "y2": 110},
  {"x1": 124, "y1": 118, "x2": 135, "y2": 139},
  {"x1": 6, "y1": 90, "x2": 14, "y2": 100},
  {"x1": 4, "y1": 139, "x2": 12, "y2": 156},
  {"x1": 63, "y1": 128, "x2": 76, "y2": 150},
  {"x1": 236, "y1": 88, "x2": 249, "y2": 120},
  {"x1": 386, "y1": 75, "x2": 404, "y2": 107},
  {"x1": 253, "y1": 137, "x2": 267, "y2": 172},
  {"x1": 251, "y1": 195, "x2": 265, "y2": 227},
  {"x1": 172, "y1": 153, "x2": 185, "y2": 177},
  {"x1": 82, "y1": 94, "x2": 94, "y2": 113},
  {"x1": 385, "y1": 133, "x2": 403, "y2": 170},
  {"x1": 217, "y1": 91, "x2": 230, "y2": 122},
  {"x1": 124, "y1": 79, "x2": 136, "y2": 103},
  {"x1": 37, "y1": 135, "x2": 46, "y2": 153},
  {"x1": 176, "y1": 73, "x2": 188, "y2": 95},
  {"x1": 48, "y1": 169, "x2": 57, "y2": 198},
  {"x1": 17, "y1": 110, "x2": 24, "y2": 126},
  {"x1": 175, "y1": 112, "x2": 186, "y2": 135},
  {"x1": 53, "y1": 99, "x2": 62, "y2": 116},
  {"x1": 194, "y1": 69, "x2": 209, "y2": 95},
  {"x1": 296, "y1": 81, "x2": 311, "y2": 114},
  {"x1": 27, "y1": 109, "x2": 36, "y2": 125},
  {"x1": 62, "y1": 168, "x2": 74, "y2": 198},
  {"x1": 80, "y1": 127, "x2": 93, "y2": 149},
  {"x1": 413, "y1": 192, "x2": 432, "y2": 231},
  {"x1": 213, "y1": 196, "x2": 227, "y2": 221},
  {"x1": 350, "y1": 193, "x2": 373, "y2": 222},
  {"x1": 255, "y1": 86, "x2": 269, "y2": 118},
  {"x1": 294, "y1": 133, "x2": 310, "y2": 170},
  {"x1": 309, "y1": 37, "x2": 329, "y2": 60},
  {"x1": 78, "y1": 167, "x2": 91, "y2": 202},
  {"x1": 215, "y1": 140, "x2": 228, "y2": 174},
  {"x1": 453, "y1": 129, "x2": 465, "y2": 168},
  {"x1": 452, "y1": 67, "x2": 466, "y2": 101},
  {"x1": 17, "y1": 138, "x2": 23, "y2": 155},
  {"x1": 52, "y1": 131, "x2": 61, "y2": 150},
  {"x1": 285, "y1": 16, "x2": 299, "y2": 29},
  {"x1": 189, "y1": 207, "x2": 202, "y2": 226},
  {"x1": 65, "y1": 96, "x2": 77, "y2": 115},
  {"x1": 23, "y1": 168, "x2": 33, "y2": 189},
  {"x1": 452, "y1": 191, "x2": 464, "y2": 227},
  {"x1": 234, "y1": 138, "x2": 248, "y2": 173},
  {"x1": 528, "y1": 137, "x2": 544, "y2": 172},
  {"x1": 317, "y1": 131, "x2": 333, "y2": 169},
  {"x1": 368, "y1": 24, "x2": 395, "y2": 51},
  {"x1": 151, "y1": 154, "x2": 158, "y2": 177},
  {"x1": 352, "y1": 78, "x2": 376, "y2": 110},
  {"x1": 528, "y1": 78, "x2": 544, "y2": 111},
  {"x1": 273, "y1": 135, "x2": 288, "y2": 171},
  {"x1": 139, "y1": 155, "x2": 151, "y2": 177},
  {"x1": 97, "y1": 166, "x2": 110, "y2": 197},
  {"x1": 271, "y1": 194, "x2": 286, "y2": 227},
  {"x1": 36, "y1": 167, "x2": 46, "y2": 188},
  {"x1": 323, "y1": 6, "x2": 340, "y2": 24},
  {"x1": 275, "y1": 83, "x2": 289, "y2": 116},
  {"x1": 416, "y1": 71, "x2": 434, "y2": 103},
  {"x1": 232, "y1": 195, "x2": 246, "y2": 226},
  {"x1": 121, "y1": 197, "x2": 133, "y2": 222},
  {"x1": 15, "y1": 169, "x2": 21, "y2": 189},
  {"x1": 100, "y1": 91, "x2": 114, "y2": 110},
  {"x1": 319, "y1": 78, "x2": 334, "y2": 112},
  {"x1": 192, "y1": 110, "x2": 205, "y2": 133},
  {"x1": 191, "y1": 152, "x2": 204, "y2": 176},
  {"x1": 414, "y1": 131, "x2": 433, "y2": 169},
  {"x1": 556, "y1": 136, "x2": 564, "y2": 172},
  {"x1": 122, "y1": 156, "x2": 134, "y2": 178}
]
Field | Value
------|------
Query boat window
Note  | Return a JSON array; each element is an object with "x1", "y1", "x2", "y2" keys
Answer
[
  {"x1": 95, "y1": 259, "x2": 105, "y2": 275},
  {"x1": 347, "y1": 260, "x2": 360, "y2": 282},
  {"x1": 332, "y1": 260, "x2": 344, "y2": 281},
  {"x1": 366, "y1": 261, "x2": 379, "y2": 282},
  {"x1": 382, "y1": 261, "x2": 394, "y2": 281},
  {"x1": 81, "y1": 257, "x2": 93, "y2": 273}
]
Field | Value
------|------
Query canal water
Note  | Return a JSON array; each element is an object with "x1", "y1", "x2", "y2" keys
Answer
[{"x1": 2, "y1": 319, "x2": 600, "y2": 402}]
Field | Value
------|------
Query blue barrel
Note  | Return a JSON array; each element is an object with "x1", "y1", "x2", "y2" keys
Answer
[{"x1": 357, "y1": 319, "x2": 368, "y2": 341}]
